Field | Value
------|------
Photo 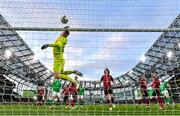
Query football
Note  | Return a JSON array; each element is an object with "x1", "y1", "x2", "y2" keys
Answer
[{"x1": 61, "y1": 15, "x2": 68, "y2": 24}]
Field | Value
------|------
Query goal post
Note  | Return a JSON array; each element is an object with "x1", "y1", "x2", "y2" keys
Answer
[{"x1": 1, "y1": 27, "x2": 180, "y2": 32}]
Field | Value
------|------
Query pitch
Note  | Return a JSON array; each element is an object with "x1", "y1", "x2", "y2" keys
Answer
[{"x1": 0, "y1": 104, "x2": 179, "y2": 115}]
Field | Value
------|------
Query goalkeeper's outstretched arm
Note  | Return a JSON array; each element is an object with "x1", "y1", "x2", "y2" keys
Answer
[{"x1": 41, "y1": 41, "x2": 63, "y2": 50}]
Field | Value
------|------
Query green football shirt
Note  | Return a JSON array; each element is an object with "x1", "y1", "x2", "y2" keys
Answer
[
  {"x1": 78, "y1": 87, "x2": 85, "y2": 95},
  {"x1": 160, "y1": 81, "x2": 169, "y2": 92},
  {"x1": 52, "y1": 79, "x2": 61, "y2": 92}
]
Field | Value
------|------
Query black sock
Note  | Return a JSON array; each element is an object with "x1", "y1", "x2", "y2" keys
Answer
[{"x1": 111, "y1": 97, "x2": 114, "y2": 103}]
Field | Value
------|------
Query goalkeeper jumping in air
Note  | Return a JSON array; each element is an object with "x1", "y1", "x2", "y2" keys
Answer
[{"x1": 41, "y1": 28, "x2": 83, "y2": 84}]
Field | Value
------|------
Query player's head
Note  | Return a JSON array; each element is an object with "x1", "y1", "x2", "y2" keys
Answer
[
  {"x1": 140, "y1": 73, "x2": 146, "y2": 80},
  {"x1": 152, "y1": 72, "x2": 157, "y2": 78},
  {"x1": 104, "y1": 68, "x2": 110, "y2": 75},
  {"x1": 61, "y1": 29, "x2": 69, "y2": 37},
  {"x1": 75, "y1": 76, "x2": 78, "y2": 80}
]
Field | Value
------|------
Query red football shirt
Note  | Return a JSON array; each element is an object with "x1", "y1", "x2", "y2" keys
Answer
[
  {"x1": 101, "y1": 75, "x2": 113, "y2": 89},
  {"x1": 139, "y1": 79, "x2": 147, "y2": 91},
  {"x1": 152, "y1": 77, "x2": 160, "y2": 89},
  {"x1": 69, "y1": 83, "x2": 77, "y2": 94},
  {"x1": 38, "y1": 87, "x2": 44, "y2": 96},
  {"x1": 63, "y1": 87, "x2": 70, "y2": 96}
]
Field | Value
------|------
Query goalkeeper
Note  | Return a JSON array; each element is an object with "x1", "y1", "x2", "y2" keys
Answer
[{"x1": 41, "y1": 28, "x2": 83, "y2": 84}]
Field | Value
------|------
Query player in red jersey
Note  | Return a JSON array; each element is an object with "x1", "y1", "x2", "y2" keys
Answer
[
  {"x1": 37, "y1": 85, "x2": 45, "y2": 106},
  {"x1": 69, "y1": 76, "x2": 78, "y2": 109},
  {"x1": 139, "y1": 73, "x2": 149, "y2": 109},
  {"x1": 151, "y1": 72, "x2": 164, "y2": 110},
  {"x1": 100, "y1": 68, "x2": 115, "y2": 111},
  {"x1": 62, "y1": 85, "x2": 71, "y2": 108}
]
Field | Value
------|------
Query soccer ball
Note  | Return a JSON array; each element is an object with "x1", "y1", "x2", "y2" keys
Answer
[{"x1": 61, "y1": 15, "x2": 68, "y2": 24}]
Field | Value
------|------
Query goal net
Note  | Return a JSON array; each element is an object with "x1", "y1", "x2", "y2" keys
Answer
[{"x1": 0, "y1": 0, "x2": 180, "y2": 115}]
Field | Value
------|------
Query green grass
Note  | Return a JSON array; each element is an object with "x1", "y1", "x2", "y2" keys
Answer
[{"x1": 0, "y1": 104, "x2": 179, "y2": 115}]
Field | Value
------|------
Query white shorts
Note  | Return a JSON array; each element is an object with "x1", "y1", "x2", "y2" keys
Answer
[
  {"x1": 162, "y1": 90, "x2": 169, "y2": 98},
  {"x1": 52, "y1": 91, "x2": 60, "y2": 98},
  {"x1": 78, "y1": 95, "x2": 84, "y2": 99}
]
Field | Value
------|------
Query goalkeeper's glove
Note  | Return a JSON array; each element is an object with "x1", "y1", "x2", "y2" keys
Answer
[
  {"x1": 41, "y1": 44, "x2": 49, "y2": 50},
  {"x1": 74, "y1": 70, "x2": 83, "y2": 77}
]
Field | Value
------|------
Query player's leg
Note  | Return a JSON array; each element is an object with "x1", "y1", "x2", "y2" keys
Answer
[
  {"x1": 53, "y1": 62, "x2": 62, "y2": 79},
  {"x1": 104, "y1": 90, "x2": 108, "y2": 103},
  {"x1": 57, "y1": 92, "x2": 61, "y2": 103},
  {"x1": 49, "y1": 91, "x2": 56, "y2": 109},
  {"x1": 63, "y1": 95, "x2": 68, "y2": 108},
  {"x1": 40, "y1": 96, "x2": 43, "y2": 106},
  {"x1": 156, "y1": 90, "x2": 164, "y2": 109},
  {"x1": 62, "y1": 70, "x2": 83, "y2": 77},
  {"x1": 164, "y1": 90, "x2": 173, "y2": 107},
  {"x1": 60, "y1": 59, "x2": 83, "y2": 76},
  {"x1": 37, "y1": 95, "x2": 43, "y2": 106},
  {"x1": 72, "y1": 93, "x2": 77, "y2": 109},
  {"x1": 104, "y1": 90, "x2": 110, "y2": 107},
  {"x1": 152, "y1": 90, "x2": 157, "y2": 103},
  {"x1": 80, "y1": 95, "x2": 83, "y2": 107},
  {"x1": 109, "y1": 89, "x2": 115, "y2": 108},
  {"x1": 108, "y1": 94, "x2": 112, "y2": 111},
  {"x1": 61, "y1": 74, "x2": 76, "y2": 83},
  {"x1": 151, "y1": 90, "x2": 159, "y2": 108},
  {"x1": 71, "y1": 94, "x2": 75, "y2": 109},
  {"x1": 144, "y1": 91, "x2": 150, "y2": 109},
  {"x1": 65, "y1": 96, "x2": 69, "y2": 108},
  {"x1": 54, "y1": 92, "x2": 60, "y2": 109},
  {"x1": 162, "y1": 90, "x2": 168, "y2": 106},
  {"x1": 107, "y1": 90, "x2": 112, "y2": 111},
  {"x1": 53, "y1": 62, "x2": 77, "y2": 84},
  {"x1": 77, "y1": 95, "x2": 80, "y2": 106}
]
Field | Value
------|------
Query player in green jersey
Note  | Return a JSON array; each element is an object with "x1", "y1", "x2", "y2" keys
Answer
[
  {"x1": 41, "y1": 27, "x2": 83, "y2": 84},
  {"x1": 49, "y1": 79, "x2": 61, "y2": 109},
  {"x1": 160, "y1": 81, "x2": 175, "y2": 107},
  {"x1": 77, "y1": 84, "x2": 85, "y2": 107}
]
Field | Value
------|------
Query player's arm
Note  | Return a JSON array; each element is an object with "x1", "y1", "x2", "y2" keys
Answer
[
  {"x1": 49, "y1": 40, "x2": 63, "y2": 47},
  {"x1": 41, "y1": 37, "x2": 63, "y2": 50},
  {"x1": 62, "y1": 88, "x2": 65, "y2": 94},
  {"x1": 110, "y1": 75, "x2": 115, "y2": 84},
  {"x1": 93, "y1": 76, "x2": 103, "y2": 84},
  {"x1": 144, "y1": 79, "x2": 147, "y2": 85}
]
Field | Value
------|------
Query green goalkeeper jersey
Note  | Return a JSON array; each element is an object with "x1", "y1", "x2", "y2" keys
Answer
[
  {"x1": 52, "y1": 79, "x2": 61, "y2": 92},
  {"x1": 78, "y1": 87, "x2": 85, "y2": 95},
  {"x1": 160, "y1": 81, "x2": 169, "y2": 92}
]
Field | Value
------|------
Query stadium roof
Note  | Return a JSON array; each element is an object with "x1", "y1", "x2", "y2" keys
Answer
[{"x1": 0, "y1": 14, "x2": 53, "y2": 85}]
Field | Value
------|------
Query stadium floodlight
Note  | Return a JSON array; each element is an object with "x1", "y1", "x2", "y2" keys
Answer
[
  {"x1": 124, "y1": 80, "x2": 129, "y2": 84},
  {"x1": 167, "y1": 51, "x2": 173, "y2": 58},
  {"x1": 140, "y1": 55, "x2": 146, "y2": 63},
  {"x1": 33, "y1": 55, "x2": 39, "y2": 62},
  {"x1": 178, "y1": 43, "x2": 180, "y2": 48},
  {"x1": 46, "y1": 70, "x2": 51, "y2": 74},
  {"x1": 4, "y1": 49, "x2": 12, "y2": 59}
]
